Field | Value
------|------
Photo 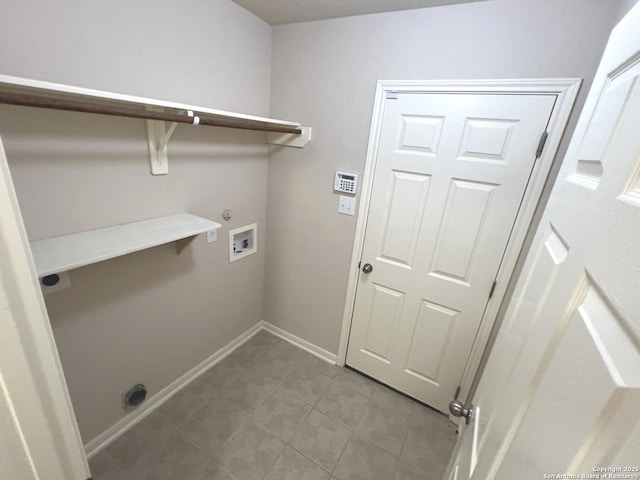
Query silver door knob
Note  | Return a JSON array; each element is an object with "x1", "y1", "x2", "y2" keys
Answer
[
  {"x1": 449, "y1": 399, "x2": 473, "y2": 425},
  {"x1": 362, "y1": 263, "x2": 373, "y2": 274}
]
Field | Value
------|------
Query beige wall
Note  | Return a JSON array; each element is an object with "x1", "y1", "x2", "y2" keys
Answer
[
  {"x1": 0, "y1": 0, "x2": 272, "y2": 442},
  {"x1": 617, "y1": 0, "x2": 639, "y2": 22},
  {"x1": 0, "y1": 0, "x2": 271, "y2": 115},
  {"x1": 265, "y1": 0, "x2": 623, "y2": 354},
  {"x1": 0, "y1": 0, "x2": 632, "y2": 448}
]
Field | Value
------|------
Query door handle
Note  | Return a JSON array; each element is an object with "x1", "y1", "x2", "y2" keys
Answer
[
  {"x1": 449, "y1": 399, "x2": 473, "y2": 425},
  {"x1": 362, "y1": 263, "x2": 373, "y2": 274}
]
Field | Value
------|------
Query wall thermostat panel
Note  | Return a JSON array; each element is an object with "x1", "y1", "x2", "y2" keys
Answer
[{"x1": 334, "y1": 171, "x2": 358, "y2": 194}]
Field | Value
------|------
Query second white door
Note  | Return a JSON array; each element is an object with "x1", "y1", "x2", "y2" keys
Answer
[{"x1": 346, "y1": 92, "x2": 556, "y2": 411}]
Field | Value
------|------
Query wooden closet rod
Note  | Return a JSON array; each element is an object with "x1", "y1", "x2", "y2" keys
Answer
[{"x1": 0, "y1": 91, "x2": 302, "y2": 135}]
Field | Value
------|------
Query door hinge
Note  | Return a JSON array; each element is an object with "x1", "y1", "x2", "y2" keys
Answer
[
  {"x1": 386, "y1": 90, "x2": 399, "y2": 100},
  {"x1": 535, "y1": 131, "x2": 548, "y2": 159},
  {"x1": 489, "y1": 281, "x2": 497, "y2": 299}
]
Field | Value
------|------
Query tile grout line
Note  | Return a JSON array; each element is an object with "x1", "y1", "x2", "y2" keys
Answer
[
  {"x1": 104, "y1": 330, "x2": 454, "y2": 480},
  {"x1": 170, "y1": 421, "x2": 223, "y2": 469},
  {"x1": 233, "y1": 334, "x2": 330, "y2": 480},
  {"x1": 288, "y1": 444, "x2": 334, "y2": 477},
  {"x1": 103, "y1": 449, "x2": 130, "y2": 480},
  {"x1": 255, "y1": 336, "x2": 375, "y2": 478},
  {"x1": 129, "y1": 331, "x2": 271, "y2": 476},
  {"x1": 287, "y1": 438, "x2": 339, "y2": 477},
  {"x1": 327, "y1": 419, "x2": 355, "y2": 478},
  {"x1": 252, "y1": 421, "x2": 287, "y2": 480},
  {"x1": 396, "y1": 406, "x2": 414, "y2": 477},
  {"x1": 358, "y1": 393, "x2": 406, "y2": 460},
  {"x1": 170, "y1": 394, "x2": 250, "y2": 479}
]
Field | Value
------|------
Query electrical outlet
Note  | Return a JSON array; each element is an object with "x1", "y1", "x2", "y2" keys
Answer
[
  {"x1": 207, "y1": 229, "x2": 218, "y2": 243},
  {"x1": 338, "y1": 195, "x2": 356, "y2": 216}
]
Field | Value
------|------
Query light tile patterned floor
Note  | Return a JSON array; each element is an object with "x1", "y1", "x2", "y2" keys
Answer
[{"x1": 89, "y1": 330, "x2": 457, "y2": 480}]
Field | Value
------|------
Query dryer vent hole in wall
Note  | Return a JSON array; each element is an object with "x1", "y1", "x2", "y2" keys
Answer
[
  {"x1": 125, "y1": 384, "x2": 147, "y2": 407},
  {"x1": 40, "y1": 271, "x2": 71, "y2": 295},
  {"x1": 41, "y1": 274, "x2": 60, "y2": 286}
]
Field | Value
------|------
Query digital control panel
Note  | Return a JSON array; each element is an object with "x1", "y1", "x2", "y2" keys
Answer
[{"x1": 334, "y1": 171, "x2": 358, "y2": 194}]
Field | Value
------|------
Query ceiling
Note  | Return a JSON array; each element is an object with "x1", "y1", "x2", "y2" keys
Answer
[{"x1": 232, "y1": 0, "x2": 487, "y2": 25}]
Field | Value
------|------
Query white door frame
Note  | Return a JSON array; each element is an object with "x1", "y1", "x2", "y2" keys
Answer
[
  {"x1": 0, "y1": 135, "x2": 89, "y2": 479},
  {"x1": 337, "y1": 79, "x2": 581, "y2": 407}
]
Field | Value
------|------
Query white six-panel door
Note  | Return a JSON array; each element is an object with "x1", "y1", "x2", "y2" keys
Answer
[
  {"x1": 449, "y1": 3, "x2": 640, "y2": 479},
  {"x1": 346, "y1": 92, "x2": 556, "y2": 411}
]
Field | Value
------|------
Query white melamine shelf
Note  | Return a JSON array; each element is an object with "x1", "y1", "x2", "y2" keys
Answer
[
  {"x1": 30, "y1": 213, "x2": 221, "y2": 277},
  {"x1": 0, "y1": 74, "x2": 312, "y2": 175},
  {"x1": 0, "y1": 74, "x2": 302, "y2": 134}
]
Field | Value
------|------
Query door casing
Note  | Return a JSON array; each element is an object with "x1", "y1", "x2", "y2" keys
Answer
[
  {"x1": 337, "y1": 79, "x2": 581, "y2": 409},
  {"x1": 0, "y1": 135, "x2": 89, "y2": 479}
]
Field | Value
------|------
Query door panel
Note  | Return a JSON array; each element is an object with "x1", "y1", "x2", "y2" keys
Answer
[
  {"x1": 398, "y1": 115, "x2": 444, "y2": 155},
  {"x1": 451, "y1": 4, "x2": 640, "y2": 478},
  {"x1": 430, "y1": 178, "x2": 498, "y2": 283},
  {"x1": 347, "y1": 93, "x2": 556, "y2": 410},
  {"x1": 379, "y1": 171, "x2": 432, "y2": 266},
  {"x1": 502, "y1": 282, "x2": 640, "y2": 477},
  {"x1": 457, "y1": 118, "x2": 518, "y2": 164},
  {"x1": 572, "y1": 61, "x2": 640, "y2": 188},
  {"x1": 362, "y1": 283, "x2": 404, "y2": 362},
  {"x1": 405, "y1": 300, "x2": 458, "y2": 382}
]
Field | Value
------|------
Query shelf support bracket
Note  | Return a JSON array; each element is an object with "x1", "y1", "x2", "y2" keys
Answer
[
  {"x1": 175, "y1": 236, "x2": 196, "y2": 255},
  {"x1": 157, "y1": 121, "x2": 178, "y2": 153},
  {"x1": 267, "y1": 126, "x2": 312, "y2": 148},
  {"x1": 147, "y1": 110, "x2": 200, "y2": 175},
  {"x1": 146, "y1": 119, "x2": 170, "y2": 175}
]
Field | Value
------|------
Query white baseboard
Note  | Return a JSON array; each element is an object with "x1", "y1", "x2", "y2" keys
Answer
[
  {"x1": 84, "y1": 322, "x2": 262, "y2": 458},
  {"x1": 84, "y1": 321, "x2": 337, "y2": 458},
  {"x1": 260, "y1": 321, "x2": 337, "y2": 365}
]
